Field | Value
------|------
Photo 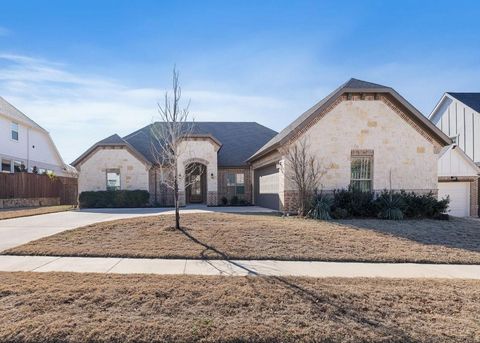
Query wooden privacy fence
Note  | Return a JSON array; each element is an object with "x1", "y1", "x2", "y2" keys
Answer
[{"x1": 0, "y1": 173, "x2": 78, "y2": 205}]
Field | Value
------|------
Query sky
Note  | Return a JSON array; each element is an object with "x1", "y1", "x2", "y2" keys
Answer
[{"x1": 0, "y1": 0, "x2": 479, "y2": 163}]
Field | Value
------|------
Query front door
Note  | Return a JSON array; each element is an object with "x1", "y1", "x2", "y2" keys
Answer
[
  {"x1": 186, "y1": 163, "x2": 206, "y2": 203},
  {"x1": 189, "y1": 174, "x2": 203, "y2": 203}
]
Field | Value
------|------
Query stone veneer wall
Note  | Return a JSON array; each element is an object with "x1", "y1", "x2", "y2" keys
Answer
[
  {"x1": 278, "y1": 95, "x2": 443, "y2": 213},
  {"x1": 77, "y1": 147, "x2": 150, "y2": 194},
  {"x1": 149, "y1": 167, "x2": 218, "y2": 206},
  {"x1": 217, "y1": 167, "x2": 252, "y2": 204},
  {"x1": 472, "y1": 178, "x2": 479, "y2": 217},
  {"x1": 0, "y1": 197, "x2": 60, "y2": 209}
]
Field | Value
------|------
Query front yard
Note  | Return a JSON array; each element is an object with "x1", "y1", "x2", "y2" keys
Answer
[
  {"x1": 0, "y1": 272, "x2": 478, "y2": 342},
  {"x1": 5, "y1": 213, "x2": 480, "y2": 264}
]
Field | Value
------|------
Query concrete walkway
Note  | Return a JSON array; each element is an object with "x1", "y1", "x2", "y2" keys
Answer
[
  {"x1": 0, "y1": 255, "x2": 479, "y2": 279},
  {"x1": 0, "y1": 205, "x2": 276, "y2": 251}
]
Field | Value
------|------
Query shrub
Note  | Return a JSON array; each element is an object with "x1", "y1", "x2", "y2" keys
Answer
[
  {"x1": 230, "y1": 196, "x2": 239, "y2": 206},
  {"x1": 220, "y1": 196, "x2": 228, "y2": 206},
  {"x1": 308, "y1": 193, "x2": 333, "y2": 220},
  {"x1": 79, "y1": 190, "x2": 150, "y2": 208},
  {"x1": 399, "y1": 191, "x2": 449, "y2": 218},
  {"x1": 239, "y1": 199, "x2": 250, "y2": 206},
  {"x1": 375, "y1": 191, "x2": 404, "y2": 220},
  {"x1": 331, "y1": 207, "x2": 349, "y2": 219},
  {"x1": 332, "y1": 188, "x2": 376, "y2": 217},
  {"x1": 329, "y1": 188, "x2": 449, "y2": 220}
]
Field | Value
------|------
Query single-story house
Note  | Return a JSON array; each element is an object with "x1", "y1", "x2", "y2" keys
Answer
[
  {"x1": 74, "y1": 78, "x2": 477, "y2": 216},
  {"x1": 72, "y1": 122, "x2": 277, "y2": 206}
]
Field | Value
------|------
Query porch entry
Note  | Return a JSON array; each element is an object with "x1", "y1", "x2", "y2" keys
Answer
[{"x1": 186, "y1": 163, "x2": 207, "y2": 204}]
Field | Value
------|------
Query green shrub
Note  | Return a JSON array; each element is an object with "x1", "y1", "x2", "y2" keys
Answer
[
  {"x1": 329, "y1": 188, "x2": 449, "y2": 220},
  {"x1": 399, "y1": 191, "x2": 449, "y2": 218},
  {"x1": 331, "y1": 207, "x2": 349, "y2": 219},
  {"x1": 332, "y1": 188, "x2": 376, "y2": 217},
  {"x1": 230, "y1": 196, "x2": 239, "y2": 206},
  {"x1": 79, "y1": 190, "x2": 150, "y2": 208},
  {"x1": 375, "y1": 191, "x2": 404, "y2": 220},
  {"x1": 308, "y1": 193, "x2": 333, "y2": 220},
  {"x1": 221, "y1": 196, "x2": 228, "y2": 206},
  {"x1": 238, "y1": 198, "x2": 250, "y2": 206}
]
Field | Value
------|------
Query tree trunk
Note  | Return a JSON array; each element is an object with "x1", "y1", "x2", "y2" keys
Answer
[{"x1": 174, "y1": 176, "x2": 180, "y2": 230}]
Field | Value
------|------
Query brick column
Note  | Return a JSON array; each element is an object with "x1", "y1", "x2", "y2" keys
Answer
[{"x1": 471, "y1": 179, "x2": 479, "y2": 217}]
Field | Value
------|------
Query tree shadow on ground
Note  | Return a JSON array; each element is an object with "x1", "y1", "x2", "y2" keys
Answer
[{"x1": 177, "y1": 225, "x2": 415, "y2": 341}]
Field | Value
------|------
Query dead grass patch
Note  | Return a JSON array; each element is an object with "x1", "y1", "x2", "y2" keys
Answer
[
  {"x1": 0, "y1": 205, "x2": 74, "y2": 220},
  {"x1": 0, "y1": 272, "x2": 479, "y2": 342},
  {"x1": 5, "y1": 213, "x2": 480, "y2": 264}
]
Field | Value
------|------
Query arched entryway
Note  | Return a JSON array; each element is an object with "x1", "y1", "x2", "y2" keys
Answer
[{"x1": 185, "y1": 162, "x2": 207, "y2": 204}]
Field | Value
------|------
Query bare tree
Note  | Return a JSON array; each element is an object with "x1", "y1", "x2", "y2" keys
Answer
[
  {"x1": 150, "y1": 67, "x2": 200, "y2": 229},
  {"x1": 282, "y1": 137, "x2": 329, "y2": 216}
]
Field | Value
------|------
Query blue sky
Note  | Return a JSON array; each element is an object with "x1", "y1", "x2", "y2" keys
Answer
[{"x1": 0, "y1": 0, "x2": 479, "y2": 163}]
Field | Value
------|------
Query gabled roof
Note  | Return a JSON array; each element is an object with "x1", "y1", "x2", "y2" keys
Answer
[
  {"x1": 438, "y1": 144, "x2": 480, "y2": 176},
  {"x1": 71, "y1": 133, "x2": 152, "y2": 167},
  {"x1": 73, "y1": 122, "x2": 277, "y2": 168},
  {"x1": 446, "y1": 93, "x2": 480, "y2": 113},
  {"x1": 0, "y1": 96, "x2": 68, "y2": 170},
  {"x1": 248, "y1": 78, "x2": 451, "y2": 162},
  {"x1": 123, "y1": 122, "x2": 277, "y2": 167},
  {"x1": 0, "y1": 96, "x2": 45, "y2": 131}
]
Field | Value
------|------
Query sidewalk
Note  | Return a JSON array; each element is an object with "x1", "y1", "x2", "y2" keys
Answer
[{"x1": 1, "y1": 255, "x2": 479, "y2": 279}]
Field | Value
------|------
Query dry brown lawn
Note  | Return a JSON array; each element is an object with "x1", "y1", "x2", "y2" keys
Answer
[
  {"x1": 0, "y1": 272, "x2": 479, "y2": 342},
  {"x1": 0, "y1": 205, "x2": 74, "y2": 220},
  {"x1": 5, "y1": 213, "x2": 480, "y2": 264}
]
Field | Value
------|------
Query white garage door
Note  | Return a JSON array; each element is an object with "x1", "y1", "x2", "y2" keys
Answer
[{"x1": 438, "y1": 182, "x2": 470, "y2": 217}]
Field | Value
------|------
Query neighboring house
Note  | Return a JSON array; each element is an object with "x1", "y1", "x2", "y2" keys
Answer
[
  {"x1": 72, "y1": 122, "x2": 277, "y2": 205},
  {"x1": 0, "y1": 96, "x2": 72, "y2": 176},
  {"x1": 248, "y1": 79, "x2": 453, "y2": 212},
  {"x1": 429, "y1": 93, "x2": 480, "y2": 216}
]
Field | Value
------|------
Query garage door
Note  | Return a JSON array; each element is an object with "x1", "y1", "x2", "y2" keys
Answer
[
  {"x1": 254, "y1": 163, "x2": 280, "y2": 210},
  {"x1": 438, "y1": 182, "x2": 470, "y2": 217}
]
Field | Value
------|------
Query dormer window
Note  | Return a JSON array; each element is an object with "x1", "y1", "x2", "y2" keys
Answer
[{"x1": 11, "y1": 122, "x2": 19, "y2": 141}]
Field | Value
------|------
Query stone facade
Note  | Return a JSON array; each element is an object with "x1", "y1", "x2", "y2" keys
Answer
[
  {"x1": 278, "y1": 97, "x2": 441, "y2": 213},
  {"x1": 0, "y1": 197, "x2": 60, "y2": 209},
  {"x1": 77, "y1": 147, "x2": 150, "y2": 194},
  {"x1": 471, "y1": 179, "x2": 479, "y2": 217},
  {"x1": 217, "y1": 167, "x2": 252, "y2": 204}
]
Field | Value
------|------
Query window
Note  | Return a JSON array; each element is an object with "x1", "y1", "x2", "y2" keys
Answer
[
  {"x1": 11, "y1": 122, "x2": 19, "y2": 141},
  {"x1": 1, "y1": 159, "x2": 11, "y2": 173},
  {"x1": 226, "y1": 173, "x2": 245, "y2": 196},
  {"x1": 236, "y1": 173, "x2": 245, "y2": 195},
  {"x1": 259, "y1": 173, "x2": 278, "y2": 194},
  {"x1": 106, "y1": 169, "x2": 121, "y2": 191},
  {"x1": 13, "y1": 161, "x2": 25, "y2": 172},
  {"x1": 350, "y1": 151, "x2": 373, "y2": 192}
]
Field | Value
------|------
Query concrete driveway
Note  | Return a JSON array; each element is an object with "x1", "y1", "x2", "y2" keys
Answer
[{"x1": 0, "y1": 205, "x2": 276, "y2": 252}]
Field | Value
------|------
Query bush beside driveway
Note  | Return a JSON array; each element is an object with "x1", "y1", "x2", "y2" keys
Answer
[{"x1": 5, "y1": 213, "x2": 480, "y2": 264}]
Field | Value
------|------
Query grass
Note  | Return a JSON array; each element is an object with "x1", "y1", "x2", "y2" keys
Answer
[
  {"x1": 0, "y1": 272, "x2": 479, "y2": 342},
  {"x1": 5, "y1": 213, "x2": 480, "y2": 264},
  {"x1": 0, "y1": 205, "x2": 74, "y2": 220}
]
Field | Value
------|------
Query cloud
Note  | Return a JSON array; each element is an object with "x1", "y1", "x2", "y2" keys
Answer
[{"x1": 0, "y1": 53, "x2": 288, "y2": 163}]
